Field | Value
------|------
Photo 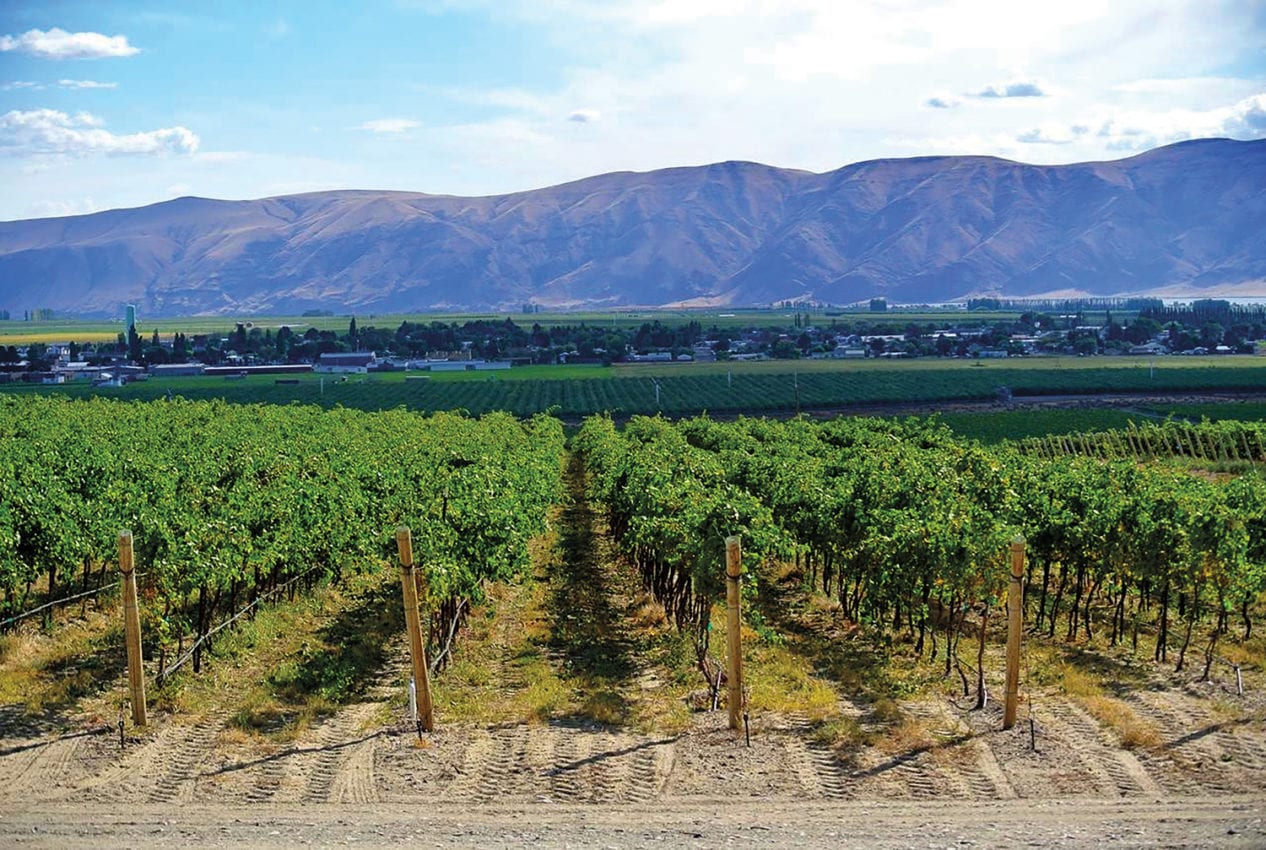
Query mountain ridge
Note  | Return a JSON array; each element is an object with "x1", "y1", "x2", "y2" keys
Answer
[{"x1": 1, "y1": 138, "x2": 1263, "y2": 316}]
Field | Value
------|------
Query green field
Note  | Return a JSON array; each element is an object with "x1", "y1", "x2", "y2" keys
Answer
[
  {"x1": 1142, "y1": 401, "x2": 1266, "y2": 422},
  {"x1": 938, "y1": 399, "x2": 1266, "y2": 443},
  {"x1": 7, "y1": 355, "x2": 1264, "y2": 418},
  {"x1": 935, "y1": 408, "x2": 1152, "y2": 443}
]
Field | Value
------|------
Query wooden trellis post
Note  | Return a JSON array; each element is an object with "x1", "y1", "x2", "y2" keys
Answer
[
  {"x1": 725, "y1": 535, "x2": 744, "y2": 731},
  {"x1": 396, "y1": 527, "x2": 434, "y2": 733},
  {"x1": 119, "y1": 530, "x2": 147, "y2": 727},
  {"x1": 1004, "y1": 535, "x2": 1025, "y2": 730}
]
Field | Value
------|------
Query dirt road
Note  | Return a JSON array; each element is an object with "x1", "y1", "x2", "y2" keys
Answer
[{"x1": 2, "y1": 797, "x2": 1262, "y2": 849}]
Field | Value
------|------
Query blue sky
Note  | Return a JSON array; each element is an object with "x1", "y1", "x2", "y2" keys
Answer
[{"x1": 1, "y1": 0, "x2": 1263, "y2": 221}]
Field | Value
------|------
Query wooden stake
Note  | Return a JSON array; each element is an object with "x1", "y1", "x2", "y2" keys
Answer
[
  {"x1": 119, "y1": 530, "x2": 147, "y2": 727},
  {"x1": 725, "y1": 535, "x2": 744, "y2": 731},
  {"x1": 396, "y1": 527, "x2": 434, "y2": 733},
  {"x1": 1004, "y1": 535, "x2": 1025, "y2": 730}
]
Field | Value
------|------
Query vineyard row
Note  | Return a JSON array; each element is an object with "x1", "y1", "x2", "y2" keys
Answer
[
  {"x1": 0, "y1": 395, "x2": 565, "y2": 678},
  {"x1": 578, "y1": 414, "x2": 1266, "y2": 682}
]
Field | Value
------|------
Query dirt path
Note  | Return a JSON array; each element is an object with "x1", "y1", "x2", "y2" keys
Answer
[{"x1": 3, "y1": 798, "x2": 1263, "y2": 849}]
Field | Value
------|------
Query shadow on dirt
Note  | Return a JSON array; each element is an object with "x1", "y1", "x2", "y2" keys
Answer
[
  {"x1": 754, "y1": 567, "x2": 912, "y2": 736},
  {"x1": 545, "y1": 456, "x2": 643, "y2": 721},
  {"x1": 268, "y1": 578, "x2": 404, "y2": 705},
  {"x1": 204, "y1": 728, "x2": 392, "y2": 779}
]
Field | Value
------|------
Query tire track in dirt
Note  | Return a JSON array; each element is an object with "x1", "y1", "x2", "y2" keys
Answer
[
  {"x1": 917, "y1": 735, "x2": 1017, "y2": 800},
  {"x1": 0, "y1": 732, "x2": 88, "y2": 802},
  {"x1": 849, "y1": 747, "x2": 949, "y2": 799},
  {"x1": 803, "y1": 740, "x2": 855, "y2": 799},
  {"x1": 521, "y1": 723, "x2": 557, "y2": 800},
  {"x1": 877, "y1": 702, "x2": 973, "y2": 799},
  {"x1": 144, "y1": 715, "x2": 226, "y2": 804},
  {"x1": 1037, "y1": 700, "x2": 1158, "y2": 796},
  {"x1": 238, "y1": 748, "x2": 287, "y2": 804},
  {"x1": 1162, "y1": 692, "x2": 1266, "y2": 770},
  {"x1": 293, "y1": 703, "x2": 382, "y2": 804},
  {"x1": 63, "y1": 727, "x2": 184, "y2": 802},
  {"x1": 444, "y1": 728, "x2": 494, "y2": 802},
  {"x1": 330, "y1": 736, "x2": 379, "y2": 804},
  {"x1": 446, "y1": 724, "x2": 536, "y2": 803},
  {"x1": 545, "y1": 726, "x2": 590, "y2": 802},
  {"x1": 963, "y1": 737, "x2": 1017, "y2": 800},
  {"x1": 66, "y1": 715, "x2": 225, "y2": 804},
  {"x1": 624, "y1": 736, "x2": 672, "y2": 803},
  {"x1": 586, "y1": 731, "x2": 634, "y2": 803},
  {"x1": 1123, "y1": 690, "x2": 1266, "y2": 794},
  {"x1": 478, "y1": 724, "x2": 531, "y2": 802},
  {"x1": 779, "y1": 715, "x2": 853, "y2": 800}
]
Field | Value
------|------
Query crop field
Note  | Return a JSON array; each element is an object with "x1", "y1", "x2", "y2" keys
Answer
[
  {"x1": 935, "y1": 408, "x2": 1151, "y2": 443},
  {"x1": 1144, "y1": 401, "x2": 1266, "y2": 421},
  {"x1": 6, "y1": 356, "x2": 1266, "y2": 417}
]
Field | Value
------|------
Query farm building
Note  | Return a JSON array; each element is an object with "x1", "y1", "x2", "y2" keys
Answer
[
  {"x1": 423, "y1": 359, "x2": 512, "y2": 372},
  {"x1": 316, "y1": 352, "x2": 376, "y2": 373},
  {"x1": 149, "y1": 363, "x2": 207, "y2": 377}
]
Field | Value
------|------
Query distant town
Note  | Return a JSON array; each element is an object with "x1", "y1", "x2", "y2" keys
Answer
[{"x1": 1, "y1": 299, "x2": 1263, "y2": 387}]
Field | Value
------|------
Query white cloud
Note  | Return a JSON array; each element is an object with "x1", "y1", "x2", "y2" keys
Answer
[
  {"x1": 1016, "y1": 126, "x2": 1076, "y2": 145},
  {"x1": 1011, "y1": 92, "x2": 1266, "y2": 153},
  {"x1": 567, "y1": 109, "x2": 601, "y2": 123},
  {"x1": 0, "y1": 109, "x2": 198, "y2": 156},
  {"x1": 924, "y1": 96, "x2": 960, "y2": 109},
  {"x1": 59, "y1": 79, "x2": 118, "y2": 89},
  {"x1": 359, "y1": 118, "x2": 422, "y2": 134},
  {"x1": 1223, "y1": 94, "x2": 1266, "y2": 137},
  {"x1": 1, "y1": 81, "x2": 44, "y2": 91},
  {"x1": 0, "y1": 28, "x2": 139, "y2": 60},
  {"x1": 974, "y1": 81, "x2": 1047, "y2": 99}
]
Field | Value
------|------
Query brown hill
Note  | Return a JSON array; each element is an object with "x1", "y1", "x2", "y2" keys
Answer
[{"x1": 0, "y1": 138, "x2": 1262, "y2": 316}]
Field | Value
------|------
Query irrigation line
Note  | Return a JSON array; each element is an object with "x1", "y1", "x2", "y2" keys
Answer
[
  {"x1": 0, "y1": 573, "x2": 147, "y2": 630},
  {"x1": 157, "y1": 567, "x2": 320, "y2": 685}
]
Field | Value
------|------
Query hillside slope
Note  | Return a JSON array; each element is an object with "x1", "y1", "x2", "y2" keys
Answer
[{"x1": 0, "y1": 138, "x2": 1263, "y2": 316}]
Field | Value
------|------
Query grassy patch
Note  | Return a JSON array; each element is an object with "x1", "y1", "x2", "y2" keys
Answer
[
  {"x1": 874, "y1": 715, "x2": 936, "y2": 756},
  {"x1": 742, "y1": 618, "x2": 838, "y2": 719},
  {"x1": 145, "y1": 570, "x2": 399, "y2": 737},
  {"x1": 0, "y1": 606, "x2": 128, "y2": 724},
  {"x1": 1027, "y1": 647, "x2": 1160, "y2": 749},
  {"x1": 1079, "y1": 694, "x2": 1161, "y2": 749},
  {"x1": 752, "y1": 563, "x2": 938, "y2": 736},
  {"x1": 808, "y1": 714, "x2": 867, "y2": 748},
  {"x1": 432, "y1": 580, "x2": 577, "y2": 725}
]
